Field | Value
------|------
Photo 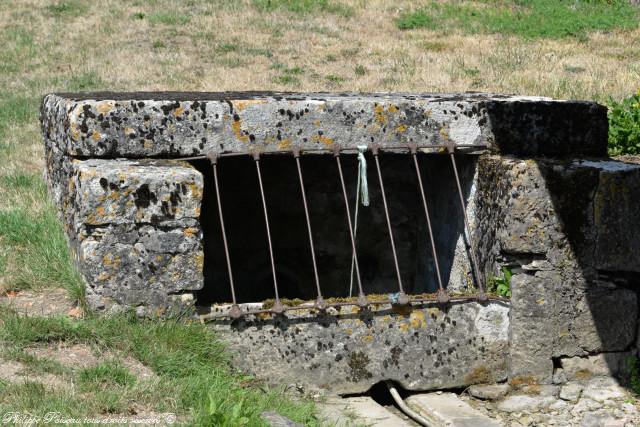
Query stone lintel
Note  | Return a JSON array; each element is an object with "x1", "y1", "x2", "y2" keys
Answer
[{"x1": 41, "y1": 92, "x2": 607, "y2": 158}]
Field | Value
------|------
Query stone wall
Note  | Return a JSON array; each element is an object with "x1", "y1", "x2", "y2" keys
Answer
[{"x1": 41, "y1": 92, "x2": 640, "y2": 394}]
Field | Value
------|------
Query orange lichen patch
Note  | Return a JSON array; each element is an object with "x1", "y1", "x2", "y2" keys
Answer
[
  {"x1": 96, "y1": 101, "x2": 114, "y2": 115},
  {"x1": 232, "y1": 99, "x2": 267, "y2": 111},
  {"x1": 173, "y1": 106, "x2": 185, "y2": 117},
  {"x1": 396, "y1": 124, "x2": 407, "y2": 133},
  {"x1": 465, "y1": 366, "x2": 493, "y2": 384},
  {"x1": 345, "y1": 328, "x2": 353, "y2": 335},
  {"x1": 312, "y1": 135, "x2": 334, "y2": 146},
  {"x1": 187, "y1": 182, "x2": 203, "y2": 199},
  {"x1": 374, "y1": 104, "x2": 386, "y2": 124},
  {"x1": 95, "y1": 206, "x2": 106, "y2": 216},
  {"x1": 231, "y1": 118, "x2": 249, "y2": 143},
  {"x1": 399, "y1": 322, "x2": 410, "y2": 332},
  {"x1": 313, "y1": 119, "x2": 321, "y2": 126},
  {"x1": 183, "y1": 227, "x2": 198, "y2": 237},
  {"x1": 102, "y1": 253, "x2": 121, "y2": 268},
  {"x1": 278, "y1": 138, "x2": 292, "y2": 150},
  {"x1": 91, "y1": 130, "x2": 101, "y2": 142},
  {"x1": 387, "y1": 104, "x2": 399, "y2": 113},
  {"x1": 509, "y1": 375, "x2": 537, "y2": 388}
]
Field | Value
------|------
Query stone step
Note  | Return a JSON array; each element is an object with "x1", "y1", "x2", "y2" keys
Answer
[
  {"x1": 406, "y1": 392, "x2": 502, "y2": 427},
  {"x1": 318, "y1": 396, "x2": 416, "y2": 427}
]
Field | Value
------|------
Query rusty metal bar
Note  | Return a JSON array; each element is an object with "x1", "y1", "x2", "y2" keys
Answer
[
  {"x1": 445, "y1": 142, "x2": 487, "y2": 301},
  {"x1": 207, "y1": 152, "x2": 242, "y2": 318},
  {"x1": 199, "y1": 293, "x2": 509, "y2": 320},
  {"x1": 409, "y1": 144, "x2": 449, "y2": 304},
  {"x1": 253, "y1": 152, "x2": 285, "y2": 313},
  {"x1": 333, "y1": 146, "x2": 367, "y2": 307},
  {"x1": 293, "y1": 147, "x2": 326, "y2": 310},
  {"x1": 370, "y1": 145, "x2": 409, "y2": 305},
  {"x1": 171, "y1": 143, "x2": 488, "y2": 161}
]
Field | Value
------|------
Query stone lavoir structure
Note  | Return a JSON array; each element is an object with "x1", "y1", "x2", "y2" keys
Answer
[{"x1": 41, "y1": 92, "x2": 640, "y2": 395}]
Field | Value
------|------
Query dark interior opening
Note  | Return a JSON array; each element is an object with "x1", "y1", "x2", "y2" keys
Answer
[{"x1": 192, "y1": 152, "x2": 476, "y2": 306}]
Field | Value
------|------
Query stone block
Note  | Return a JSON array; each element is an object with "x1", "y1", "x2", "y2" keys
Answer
[
  {"x1": 212, "y1": 302, "x2": 509, "y2": 394},
  {"x1": 561, "y1": 352, "x2": 634, "y2": 381},
  {"x1": 67, "y1": 159, "x2": 204, "y2": 312}
]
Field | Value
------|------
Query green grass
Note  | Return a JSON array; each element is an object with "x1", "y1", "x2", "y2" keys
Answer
[
  {"x1": 397, "y1": 0, "x2": 640, "y2": 39},
  {"x1": 148, "y1": 11, "x2": 191, "y2": 25},
  {"x1": 0, "y1": 310, "x2": 320, "y2": 425},
  {"x1": 252, "y1": 0, "x2": 354, "y2": 17},
  {"x1": 0, "y1": 176, "x2": 85, "y2": 299},
  {"x1": 79, "y1": 361, "x2": 136, "y2": 391},
  {"x1": 0, "y1": 95, "x2": 36, "y2": 139}
]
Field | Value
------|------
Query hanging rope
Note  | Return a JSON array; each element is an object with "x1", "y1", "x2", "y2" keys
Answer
[{"x1": 349, "y1": 145, "x2": 369, "y2": 297}]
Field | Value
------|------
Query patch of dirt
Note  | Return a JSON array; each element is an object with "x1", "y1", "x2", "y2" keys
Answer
[
  {"x1": 26, "y1": 343, "x2": 156, "y2": 381},
  {"x1": 0, "y1": 288, "x2": 79, "y2": 317},
  {"x1": 0, "y1": 357, "x2": 69, "y2": 389}
]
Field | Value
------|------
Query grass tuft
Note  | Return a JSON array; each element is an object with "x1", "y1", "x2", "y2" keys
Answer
[
  {"x1": 79, "y1": 361, "x2": 137, "y2": 391},
  {"x1": 252, "y1": 0, "x2": 354, "y2": 17}
]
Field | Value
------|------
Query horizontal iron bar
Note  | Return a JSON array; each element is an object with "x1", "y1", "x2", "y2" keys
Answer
[
  {"x1": 163, "y1": 143, "x2": 489, "y2": 162},
  {"x1": 199, "y1": 294, "x2": 510, "y2": 321}
]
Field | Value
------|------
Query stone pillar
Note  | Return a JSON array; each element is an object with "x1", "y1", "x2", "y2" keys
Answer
[{"x1": 67, "y1": 159, "x2": 204, "y2": 315}]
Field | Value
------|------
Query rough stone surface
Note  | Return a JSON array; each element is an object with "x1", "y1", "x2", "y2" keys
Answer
[
  {"x1": 318, "y1": 396, "x2": 415, "y2": 427},
  {"x1": 561, "y1": 352, "x2": 633, "y2": 382},
  {"x1": 41, "y1": 92, "x2": 607, "y2": 158},
  {"x1": 63, "y1": 159, "x2": 204, "y2": 313},
  {"x1": 475, "y1": 156, "x2": 640, "y2": 383},
  {"x1": 260, "y1": 412, "x2": 303, "y2": 427},
  {"x1": 496, "y1": 395, "x2": 550, "y2": 413},
  {"x1": 211, "y1": 302, "x2": 509, "y2": 394},
  {"x1": 468, "y1": 383, "x2": 511, "y2": 400},
  {"x1": 560, "y1": 384, "x2": 584, "y2": 402},
  {"x1": 407, "y1": 392, "x2": 502, "y2": 427}
]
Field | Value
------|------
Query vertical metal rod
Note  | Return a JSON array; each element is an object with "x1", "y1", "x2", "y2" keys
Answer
[
  {"x1": 292, "y1": 148, "x2": 326, "y2": 310},
  {"x1": 253, "y1": 152, "x2": 284, "y2": 313},
  {"x1": 409, "y1": 145, "x2": 449, "y2": 304},
  {"x1": 333, "y1": 147, "x2": 367, "y2": 307},
  {"x1": 371, "y1": 146, "x2": 409, "y2": 305},
  {"x1": 446, "y1": 143, "x2": 487, "y2": 301},
  {"x1": 208, "y1": 152, "x2": 243, "y2": 318}
]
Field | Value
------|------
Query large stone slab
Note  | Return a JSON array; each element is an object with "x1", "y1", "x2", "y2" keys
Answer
[
  {"x1": 407, "y1": 392, "x2": 502, "y2": 427},
  {"x1": 212, "y1": 301, "x2": 509, "y2": 394},
  {"x1": 41, "y1": 92, "x2": 607, "y2": 158}
]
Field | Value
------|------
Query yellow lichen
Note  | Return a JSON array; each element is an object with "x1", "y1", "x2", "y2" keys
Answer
[
  {"x1": 173, "y1": 106, "x2": 185, "y2": 117},
  {"x1": 231, "y1": 118, "x2": 249, "y2": 143},
  {"x1": 278, "y1": 138, "x2": 292, "y2": 150},
  {"x1": 91, "y1": 130, "x2": 101, "y2": 142},
  {"x1": 96, "y1": 101, "x2": 114, "y2": 115}
]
